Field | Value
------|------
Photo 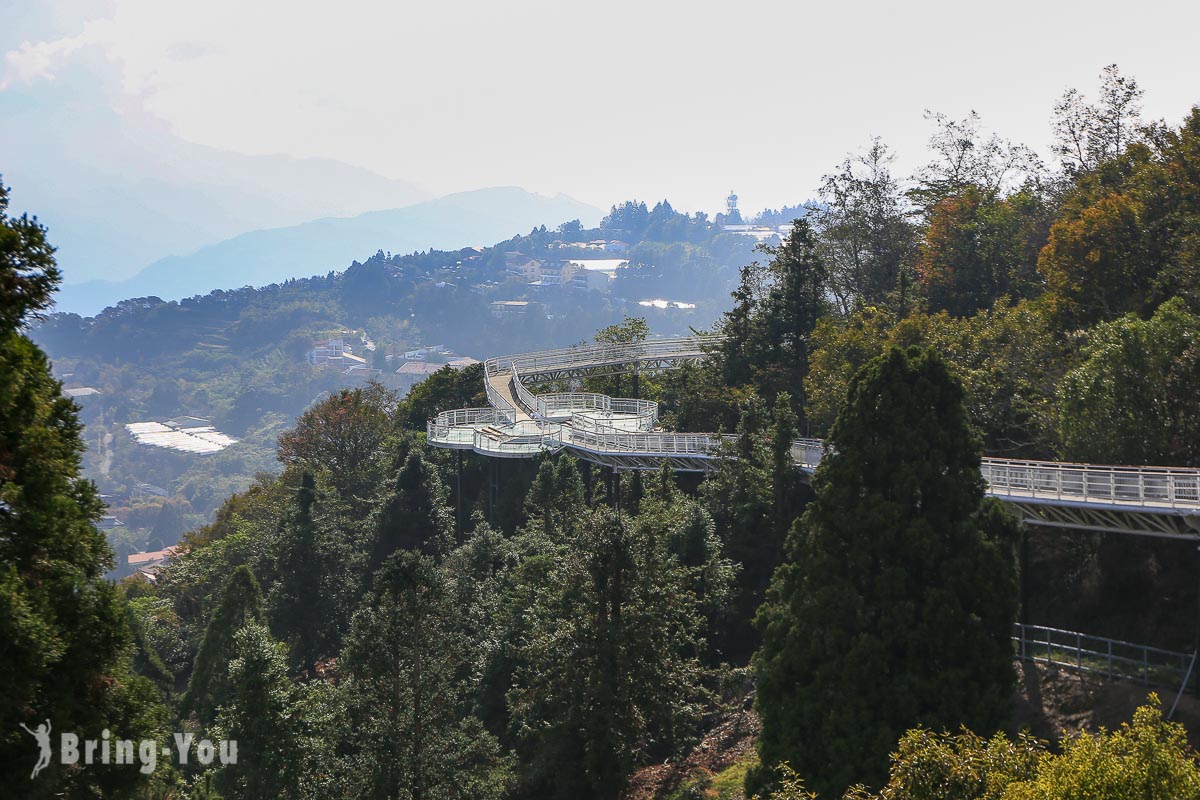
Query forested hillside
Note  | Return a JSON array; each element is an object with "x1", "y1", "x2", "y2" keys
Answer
[
  {"x1": 29, "y1": 199, "x2": 766, "y2": 564},
  {"x1": 4, "y1": 65, "x2": 1200, "y2": 799}
]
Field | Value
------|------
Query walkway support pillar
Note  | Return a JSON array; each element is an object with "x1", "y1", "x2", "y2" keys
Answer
[
  {"x1": 1019, "y1": 527, "x2": 1030, "y2": 627},
  {"x1": 455, "y1": 450, "x2": 463, "y2": 537}
]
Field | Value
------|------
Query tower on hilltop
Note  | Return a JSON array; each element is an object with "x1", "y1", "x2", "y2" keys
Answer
[{"x1": 724, "y1": 190, "x2": 744, "y2": 224}]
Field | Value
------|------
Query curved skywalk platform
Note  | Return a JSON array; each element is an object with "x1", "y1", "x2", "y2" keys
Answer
[{"x1": 428, "y1": 336, "x2": 1200, "y2": 538}]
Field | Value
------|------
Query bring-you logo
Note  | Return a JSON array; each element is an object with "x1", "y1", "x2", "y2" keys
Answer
[{"x1": 19, "y1": 720, "x2": 236, "y2": 779}]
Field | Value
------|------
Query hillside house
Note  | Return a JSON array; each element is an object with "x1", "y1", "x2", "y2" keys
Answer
[
  {"x1": 505, "y1": 252, "x2": 544, "y2": 281},
  {"x1": 491, "y1": 300, "x2": 530, "y2": 318},
  {"x1": 307, "y1": 337, "x2": 368, "y2": 367}
]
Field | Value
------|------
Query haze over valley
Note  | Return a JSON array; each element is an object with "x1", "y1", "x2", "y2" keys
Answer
[{"x1": 4, "y1": 3, "x2": 1200, "y2": 799}]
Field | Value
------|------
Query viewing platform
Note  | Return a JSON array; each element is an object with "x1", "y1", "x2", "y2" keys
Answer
[{"x1": 428, "y1": 336, "x2": 1200, "y2": 538}]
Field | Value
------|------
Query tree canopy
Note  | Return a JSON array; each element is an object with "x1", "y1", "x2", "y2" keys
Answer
[{"x1": 749, "y1": 347, "x2": 1018, "y2": 798}]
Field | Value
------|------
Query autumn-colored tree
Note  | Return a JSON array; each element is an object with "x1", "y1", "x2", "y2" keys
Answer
[
  {"x1": 276, "y1": 381, "x2": 397, "y2": 502},
  {"x1": 1039, "y1": 106, "x2": 1200, "y2": 327},
  {"x1": 1038, "y1": 188, "x2": 1147, "y2": 326},
  {"x1": 917, "y1": 186, "x2": 1048, "y2": 317}
]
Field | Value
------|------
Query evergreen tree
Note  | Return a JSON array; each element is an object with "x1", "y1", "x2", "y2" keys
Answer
[
  {"x1": 525, "y1": 455, "x2": 586, "y2": 534},
  {"x1": 182, "y1": 565, "x2": 265, "y2": 721},
  {"x1": 1, "y1": 177, "x2": 165, "y2": 796},
  {"x1": 509, "y1": 508, "x2": 708, "y2": 800},
  {"x1": 213, "y1": 621, "x2": 299, "y2": 799},
  {"x1": 342, "y1": 551, "x2": 511, "y2": 800},
  {"x1": 756, "y1": 218, "x2": 830, "y2": 408},
  {"x1": 702, "y1": 395, "x2": 774, "y2": 656},
  {"x1": 770, "y1": 392, "x2": 804, "y2": 535},
  {"x1": 524, "y1": 458, "x2": 558, "y2": 531},
  {"x1": 749, "y1": 347, "x2": 1018, "y2": 798},
  {"x1": 659, "y1": 498, "x2": 738, "y2": 657},
  {"x1": 718, "y1": 266, "x2": 762, "y2": 389},
  {"x1": 653, "y1": 460, "x2": 676, "y2": 502},
  {"x1": 269, "y1": 472, "x2": 325, "y2": 676},
  {"x1": 371, "y1": 451, "x2": 454, "y2": 570}
]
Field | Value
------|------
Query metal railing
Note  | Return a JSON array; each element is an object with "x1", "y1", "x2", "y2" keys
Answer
[
  {"x1": 508, "y1": 360, "x2": 540, "y2": 415},
  {"x1": 427, "y1": 407, "x2": 509, "y2": 441},
  {"x1": 1013, "y1": 623, "x2": 1192, "y2": 690},
  {"x1": 790, "y1": 438, "x2": 826, "y2": 470},
  {"x1": 472, "y1": 420, "x2": 563, "y2": 456},
  {"x1": 983, "y1": 460, "x2": 1200, "y2": 509},
  {"x1": 538, "y1": 392, "x2": 611, "y2": 416},
  {"x1": 566, "y1": 428, "x2": 728, "y2": 456},
  {"x1": 488, "y1": 335, "x2": 723, "y2": 382},
  {"x1": 610, "y1": 398, "x2": 659, "y2": 426},
  {"x1": 484, "y1": 372, "x2": 518, "y2": 425},
  {"x1": 465, "y1": 339, "x2": 1200, "y2": 522},
  {"x1": 510, "y1": 355, "x2": 660, "y2": 429}
]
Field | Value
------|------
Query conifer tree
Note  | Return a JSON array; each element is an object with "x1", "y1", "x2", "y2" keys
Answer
[
  {"x1": 749, "y1": 347, "x2": 1018, "y2": 798},
  {"x1": 213, "y1": 621, "x2": 299, "y2": 798},
  {"x1": 182, "y1": 565, "x2": 265, "y2": 721},
  {"x1": 703, "y1": 394, "x2": 774, "y2": 655},
  {"x1": 269, "y1": 471, "x2": 324, "y2": 676},
  {"x1": 342, "y1": 551, "x2": 510, "y2": 800},
  {"x1": 770, "y1": 392, "x2": 804, "y2": 535},
  {"x1": 757, "y1": 218, "x2": 830, "y2": 406},
  {"x1": 1, "y1": 178, "x2": 165, "y2": 795},
  {"x1": 509, "y1": 508, "x2": 707, "y2": 800},
  {"x1": 371, "y1": 451, "x2": 454, "y2": 570},
  {"x1": 525, "y1": 455, "x2": 587, "y2": 534}
]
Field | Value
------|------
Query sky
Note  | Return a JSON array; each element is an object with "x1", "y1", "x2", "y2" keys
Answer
[{"x1": 3, "y1": 0, "x2": 1200, "y2": 218}]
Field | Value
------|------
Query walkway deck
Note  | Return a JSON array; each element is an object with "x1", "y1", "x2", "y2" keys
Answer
[{"x1": 428, "y1": 336, "x2": 1200, "y2": 538}]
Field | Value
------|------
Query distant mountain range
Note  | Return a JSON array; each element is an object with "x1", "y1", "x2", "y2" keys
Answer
[
  {"x1": 0, "y1": 90, "x2": 433, "y2": 286},
  {"x1": 54, "y1": 187, "x2": 604, "y2": 315}
]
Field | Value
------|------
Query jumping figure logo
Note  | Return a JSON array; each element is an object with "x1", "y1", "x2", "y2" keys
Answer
[
  {"x1": 18, "y1": 719, "x2": 236, "y2": 779},
  {"x1": 19, "y1": 719, "x2": 53, "y2": 779}
]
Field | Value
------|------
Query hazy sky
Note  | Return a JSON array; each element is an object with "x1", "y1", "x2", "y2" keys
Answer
[{"x1": 4, "y1": 0, "x2": 1200, "y2": 216}]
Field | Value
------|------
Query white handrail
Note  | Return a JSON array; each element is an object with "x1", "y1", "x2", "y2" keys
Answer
[
  {"x1": 489, "y1": 335, "x2": 724, "y2": 383},
  {"x1": 439, "y1": 337, "x2": 1200, "y2": 518},
  {"x1": 981, "y1": 459, "x2": 1200, "y2": 509}
]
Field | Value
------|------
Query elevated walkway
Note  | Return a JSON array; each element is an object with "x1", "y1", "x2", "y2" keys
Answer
[{"x1": 428, "y1": 336, "x2": 1200, "y2": 538}]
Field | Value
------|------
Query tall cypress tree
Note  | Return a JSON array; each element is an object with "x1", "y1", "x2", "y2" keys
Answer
[
  {"x1": 270, "y1": 471, "x2": 324, "y2": 677},
  {"x1": 182, "y1": 565, "x2": 265, "y2": 721},
  {"x1": 749, "y1": 346, "x2": 1018, "y2": 798},
  {"x1": 702, "y1": 394, "x2": 773, "y2": 656},
  {"x1": 343, "y1": 551, "x2": 510, "y2": 800},
  {"x1": 371, "y1": 451, "x2": 454, "y2": 570},
  {"x1": 1, "y1": 178, "x2": 164, "y2": 795},
  {"x1": 214, "y1": 621, "x2": 299, "y2": 798},
  {"x1": 757, "y1": 217, "x2": 830, "y2": 408}
]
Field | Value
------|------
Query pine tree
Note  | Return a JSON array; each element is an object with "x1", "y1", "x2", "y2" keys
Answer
[
  {"x1": 525, "y1": 455, "x2": 586, "y2": 535},
  {"x1": 749, "y1": 347, "x2": 1018, "y2": 798},
  {"x1": 371, "y1": 451, "x2": 454, "y2": 570},
  {"x1": 702, "y1": 394, "x2": 774, "y2": 656},
  {"x1": 770, "y1": 392, "x2": 805, "y2": 535},
  {"x1": 757, "y1": 218, "x2": 830, "y2": 407},
  {"x1": 509, "y1": 508, "x2": 708, "y2": 800}
]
